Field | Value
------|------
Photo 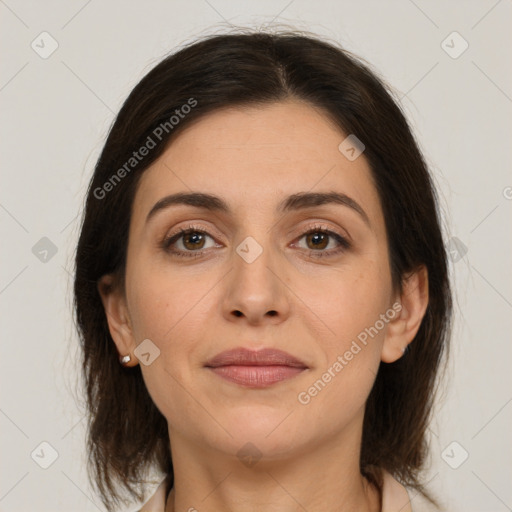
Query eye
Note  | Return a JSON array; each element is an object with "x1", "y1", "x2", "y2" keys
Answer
[
  {"x1": 161, "y1": 225, "x2": 219, "y2": 258},
  {"x1": 161, "y1": 223, "x2": 351, "y2": 259},
  {"x1": 293, "y1": 224, "x2": 351, "y2": 258}
]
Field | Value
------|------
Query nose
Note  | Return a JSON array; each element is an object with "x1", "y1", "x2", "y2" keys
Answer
[{"x1": 222, "y1": 236, "x2": 291, "y2": 326}]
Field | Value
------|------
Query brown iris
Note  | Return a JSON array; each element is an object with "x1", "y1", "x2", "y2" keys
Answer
[
  {"x1": 182, "y1": 232, "x2": 206, "y2": 250},
  {"x1": 306, "y1": 232, "x2": 329, "y2": 250}
]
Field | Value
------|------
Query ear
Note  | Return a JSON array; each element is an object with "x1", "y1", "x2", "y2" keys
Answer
[
  {"x1": 97, "y1": 274, "x2": 139, "y2": 367},
  {"x1": 381, "y1": 265, "x2": 429, "y2": 363}
]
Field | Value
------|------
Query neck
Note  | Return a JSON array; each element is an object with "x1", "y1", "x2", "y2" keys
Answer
[{"x1": 164, "y1": 416, "x2": 381, "y2": 512}]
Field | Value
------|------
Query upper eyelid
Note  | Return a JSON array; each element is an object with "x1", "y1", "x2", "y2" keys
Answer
[{"x1": 165, "y1": 221, "x2": 346, "y2": 237}]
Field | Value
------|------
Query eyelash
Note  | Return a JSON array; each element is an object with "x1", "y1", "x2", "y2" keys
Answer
[{"x1": 160, "y1": 223, "x2": 351, "y2": 259}]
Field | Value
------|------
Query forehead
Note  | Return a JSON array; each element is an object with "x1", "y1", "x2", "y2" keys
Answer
[{"x1": 132, "y1": 100, "x2": 383, "y2": 229}]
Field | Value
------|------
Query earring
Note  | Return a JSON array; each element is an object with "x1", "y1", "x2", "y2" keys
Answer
[{"x1": 119, "y1": 354, "x2": 131, "y2": 366}]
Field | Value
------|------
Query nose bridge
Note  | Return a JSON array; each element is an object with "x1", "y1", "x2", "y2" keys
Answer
[
  {"x1": 234, "y1": 231, "x2": 279, "y2": 293},
  {"x1": 232, "y1": 206, "x2": 278, "y2": 275},
  {"x1": 224, "y1": 227, "x2": 289, "y2": 323}
]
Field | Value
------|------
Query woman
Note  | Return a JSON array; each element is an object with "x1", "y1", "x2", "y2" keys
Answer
[{"x1": 74, "y1": 29, "x2": 452, "y2": 512}]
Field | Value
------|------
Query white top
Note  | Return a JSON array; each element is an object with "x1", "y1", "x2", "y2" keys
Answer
[{"x1": 138, "y1": 470, "x2": 438, "y2": 511}]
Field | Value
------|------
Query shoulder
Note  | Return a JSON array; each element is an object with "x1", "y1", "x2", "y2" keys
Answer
[
  {"x1": 405, "y1": 487, "x2": 446, "y2": 512},
  {"x1": 408, "y1": 489, "x2": 447, "y2": 512},
  {"x1": 381, "y1": 470, "x2": 443, "y2": 512},
  {"x1": 137, "y1": 476, "x2": 168, "y2": 512}
]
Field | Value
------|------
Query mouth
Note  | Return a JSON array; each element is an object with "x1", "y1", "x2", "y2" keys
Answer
[{"x1": 204, "y1": 347, "x2": 308, "y2": 388}]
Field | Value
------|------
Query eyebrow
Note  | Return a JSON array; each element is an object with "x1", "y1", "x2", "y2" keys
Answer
[{"x1": 145, "y1": 191, "x2": 371, "y2": 227}]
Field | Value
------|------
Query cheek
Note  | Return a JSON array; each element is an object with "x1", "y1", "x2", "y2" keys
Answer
[
  {"x1": 296, "y1": 268, "x2": 388, "y2": 424},
  {"x1": 126, "y1": 260, "x2": 205, "y2": 343},
  {"x1": 298, "y1": 256, "x2": 391, "y2": 347},
  {"x1": 125, "y1": 262, "x2": 219, "y2": 397},
  {"x1": 293, "y1": 257, "x2": 390, "y2": 407},
  {"x1": 125, "y1": 267, "x2": 213, "y2": 421}
]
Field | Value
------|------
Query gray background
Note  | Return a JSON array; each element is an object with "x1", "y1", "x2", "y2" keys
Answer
[{"x1": 1, "y1": 1, "x2": 511, "y2": 511}]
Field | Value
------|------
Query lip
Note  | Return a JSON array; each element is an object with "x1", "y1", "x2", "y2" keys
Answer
[
  {"x1": 204, "y1": 347, "x2": 308, "y2": 368},
  {"x1": 204, "y1": 347, "x2": 308, "y2": 388}
]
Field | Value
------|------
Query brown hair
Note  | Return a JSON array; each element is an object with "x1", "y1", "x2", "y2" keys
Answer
[{"x1": 73, "y1": 28, "x2": 452, "y2": 511}]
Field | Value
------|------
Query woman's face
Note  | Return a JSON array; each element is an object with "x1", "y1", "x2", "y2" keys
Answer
[{"x1": 105, "y1": 100, "x2": 408, "y2": 461}]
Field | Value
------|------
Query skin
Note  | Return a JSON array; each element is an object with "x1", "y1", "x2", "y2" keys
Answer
[{"x1": 99, "y1": 100, "x2": 429, "y2": 512}]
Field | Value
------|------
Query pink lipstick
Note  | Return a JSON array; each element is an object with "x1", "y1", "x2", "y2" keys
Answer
[{"x1": 204, "y1": 347, "x2": 308, "y2": 388}]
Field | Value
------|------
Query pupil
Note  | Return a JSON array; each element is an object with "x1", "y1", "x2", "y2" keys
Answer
[
  {"x1": 309, "y1": 232, "x2": 327, "y2": 249},
  {"x1": 185, "y1": 232, "x2": 203, "y2": 249}
]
